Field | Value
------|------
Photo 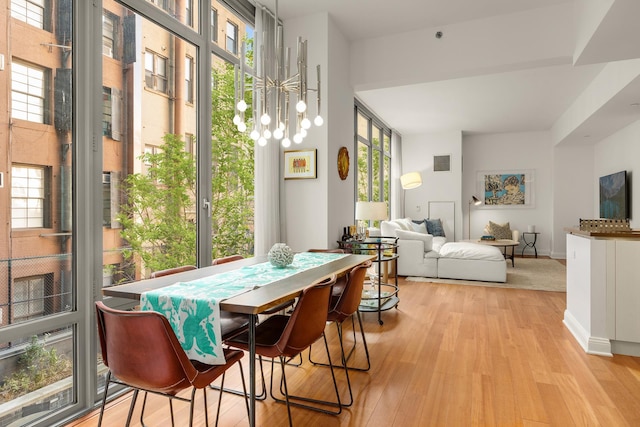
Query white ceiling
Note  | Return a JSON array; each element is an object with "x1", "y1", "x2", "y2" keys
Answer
[{"x1": 262, "y1": 0, "x2": 640, "y2": 138}]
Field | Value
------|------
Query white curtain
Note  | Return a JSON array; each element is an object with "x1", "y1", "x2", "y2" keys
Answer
[
  {"x1": 253, "y1": 4, "x2": 283, "y2": 256},
  {"x1": 391, "y1": 131, "x2": 403, "y2": 219}
]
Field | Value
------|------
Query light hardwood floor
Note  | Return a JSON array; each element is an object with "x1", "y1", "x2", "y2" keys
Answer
[{"x1": 68, "y1": 259, "x2": 640, "y2": 426}]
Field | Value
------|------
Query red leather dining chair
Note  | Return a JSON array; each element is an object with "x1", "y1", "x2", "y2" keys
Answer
[
  {"x1": 306, "y1": 249, "x2": 348, "y2": 300},
  {"x1": 309, "y1": 260, "x2": 372, "y2": 407},
  {"x1": 150, "y1": 265, "x2": 197, "y2": 278},
  {"x1": 150, "y1": 264, "x2": 251, "y2": 342},
  {"x1": 95, "y1": 301, "x2": 248, "y2": 427},
  {"x1": 213, "y1": 254, "x2": 295, "y2": 316},
  {"x1": 226, "y1": 275, "x2": 341, "y2": 427},
  {"x1": 211, "y1": 254, "x2": 244, "y2": 265},
  {"x1": 148, "y1": 263, "x2": 258, "y2": 399}
]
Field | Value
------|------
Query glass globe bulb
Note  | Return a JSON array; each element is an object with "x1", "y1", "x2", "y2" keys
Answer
[
  {"x1": 258, "y1": 136, "x2": 268, "y2": 147},
  {"x1": 233, "y1": 114, "x2": 241, "y2": 125},
  {"x1": 237, "y1": 122, "x2": 247, "y2": 132},
  {"x1": 263, "y1": 129, "x2": 272, "y2": 139},
  {"x1": 260, "y1": 113, "x2": 271, "y2": 125},
  {"x1": 278, "y1": 122, "x2": 286, "y2": 131},
  {"x1": 300, "y1": 128, "x2": 307, "y2": 138},
  {"x1": 293, "y1": 133, "x2": 303, "y2": 144},
  {"x1": 273, "y1": 128, "x2": 284, "y2": 140},
  {"x1": 301, "y1": 117, "x2": 311, "y2": 129},
  {"x1": 237, "y1": 99, "x2": 247, "y2": 112},
  {"x1": 250, "y1": 129, "x2": 260, "y2": 141},
  {"x1": 314, "y1": 115, "x2": 324, "y2": 126},
  {"x1": 281, "y1": 138, "x2": 291, "y2": 148},
  {"x1": 296, "y1": 100, "x2": 307, "y2": 113}
]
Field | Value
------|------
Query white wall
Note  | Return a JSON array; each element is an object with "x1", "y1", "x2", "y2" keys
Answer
[
  {"x1": 402, "y1": 131, "x2": 463, "y2": 241},
  {"x1": 594, "y1": 119, "x2": 640, "y2": 228},
  {"x1": 462, "y1": 131, "x2": 554, "y2": 256},
  {"x1": 552, "y1": 143, "x2": 593, "y2": 258},
  {"x1": 282, "y1": 13, "x2": 354, "y2": 252}
]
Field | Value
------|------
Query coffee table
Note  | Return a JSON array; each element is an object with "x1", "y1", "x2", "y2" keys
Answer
[{"x1": 464, "y1": 239, "x2": 519, "y2": 267}]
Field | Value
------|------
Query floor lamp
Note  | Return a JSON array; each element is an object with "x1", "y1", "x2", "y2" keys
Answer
[
  {"x1": 468, "y1": 196, "x2": 482, "y2": 239},
  {"x1": 400, "y1": 172, "x2": 422, "y2": 217}
]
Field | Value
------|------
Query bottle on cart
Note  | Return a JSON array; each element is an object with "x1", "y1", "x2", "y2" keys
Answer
[{"x1": 341, "y1": 227, "x2": 350, "y2": 241}]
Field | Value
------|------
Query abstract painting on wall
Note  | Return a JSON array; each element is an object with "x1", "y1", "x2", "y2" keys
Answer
[{"x1": 477, "y1": 170, "x2": 534, "y2": 208}]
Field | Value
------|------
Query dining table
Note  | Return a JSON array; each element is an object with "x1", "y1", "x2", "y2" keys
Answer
[{"x1": 101, "y1": 252, "x2": 375, "y2": 427}]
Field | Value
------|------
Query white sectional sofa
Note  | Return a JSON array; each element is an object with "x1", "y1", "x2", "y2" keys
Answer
[{"x1": 380, "y1": 218, "x2": 508, "y2": 282}]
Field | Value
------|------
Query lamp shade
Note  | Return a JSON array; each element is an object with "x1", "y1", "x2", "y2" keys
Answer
[
  {"x1": 400, "y1": 172, "x2": 422, "y2": 189},
  {"x1": 471, "y1": 195, "x2": 482, "y2": 206},
  {"x1": 355, "y1": 201, "x2": 388, "y2": 221}
]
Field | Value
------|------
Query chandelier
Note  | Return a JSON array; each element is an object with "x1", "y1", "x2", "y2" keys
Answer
[{"x1": 232, "y1": 0, "x2": 323, "y2": 148}]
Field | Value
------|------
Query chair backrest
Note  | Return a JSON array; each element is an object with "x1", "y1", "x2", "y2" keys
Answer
[
  {"x1": 307, "y1": 248, "x2": 345, "y2": 254},
  {"x1": 212, "y1": 254, "x2": 244, "y2": 265},
  {"x1": 276, "y1": 275, "x2": 336, "y2": 357},
  {"x1": 150, "y1": 265, "x2": 197, "y2": 278},
  {"x1": 330, "y1": 260, "x2": 371, "y2": 321},
  {"x1": 95, "y1": 301, "x2": 195, "y2": 395}
]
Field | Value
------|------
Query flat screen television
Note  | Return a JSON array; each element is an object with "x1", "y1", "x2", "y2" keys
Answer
[{"x1": 599, "y1": 170, "x2": 629, "y2": 220}]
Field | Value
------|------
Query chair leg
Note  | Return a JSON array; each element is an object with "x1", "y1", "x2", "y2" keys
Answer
[
  {"x1": 209, "y1": 353, "x2": 267, "y2": 401},
  {"x1": 214, "y1": 372, "x2": 225, "y2": 427},
  {"x1": 125, "y1": 389, "x2": 139, "y2": 427},
  {"x1": 97, "y1": 371, "x2": 111, "y2": 427},
  {"x1": 188, "y1": 387, "x2": 198, "y2": 427},
  {"x1": 168, "y1": 398, "x2": 175, "y2": 427},
  {"x1": 309, "y1": 312, "x2": 371, "y2": 372},
  {"x1": 269, "y1": 334, "x2": 342, "y2": 415},
  {"x1": 278, "y1": 356, "x2": 294, "y2": 427}
]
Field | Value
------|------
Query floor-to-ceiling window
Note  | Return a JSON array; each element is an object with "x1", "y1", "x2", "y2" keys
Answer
[
  {"x1": 0, "y1": 1, "x2": 256, "y2": 425},
  {"x1": 355, "y1": 101, "x2": 393, "y2": 226},
  {"x1": 1, "y1": 0, "x2": 75, "y2": 425}
]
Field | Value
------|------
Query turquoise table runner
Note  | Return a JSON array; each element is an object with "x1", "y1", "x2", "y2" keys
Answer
[{"x1": 140, "y1": 252, "x2": 347, "y2": 365}]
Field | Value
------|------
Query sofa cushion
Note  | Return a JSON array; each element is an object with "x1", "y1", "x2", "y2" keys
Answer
[
  {"x1": 413, "y1": 218, "x2": 446, "y2": 237},
  {"x1": 396, "y1": 218, "x2": 415, "y2": 230},
  {"x1": 395, "y1": 229, "x2": 433, "y2": 251},
  {"x1": 439, "y1": 242, "x2": 504, "y2": 261},
  {"x1": 487, "y1": 221, "x2": 512, "y2": 240},
  {"x1": 380, "y1": 218, "x2": 416, "y2": 237},
  {"x1": 426, "y1": 218, "x2": 446, "y2": 237},
  {"x1": 411, "y1": 221, "x2": 428, "y2": 234}
]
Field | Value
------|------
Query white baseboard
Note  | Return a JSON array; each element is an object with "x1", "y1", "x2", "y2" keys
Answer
[{"x1": 563, "y1": 310, "x2": 612, "y2": 357}]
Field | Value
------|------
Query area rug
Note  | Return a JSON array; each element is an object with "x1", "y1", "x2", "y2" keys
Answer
[{"x1": 405, "y1": 257, "x2": 566, "y2": 292}]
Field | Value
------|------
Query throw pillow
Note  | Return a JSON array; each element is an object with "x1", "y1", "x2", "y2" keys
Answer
[
  {"x1": 395, "y1": 229, "x2": 433, "y2": 252},
  {"x1": 410, "y1": 220, "x2": 428, "y2": 234},
  {"x1": 487, "y1": 221, "x2": 512, "y2": 240},
  {"x1": 396, "y1": 218, "x2": 415, "y2": 231},
  {"x1": 426, "y1": 218, "x2": 446, "y2": 237}
]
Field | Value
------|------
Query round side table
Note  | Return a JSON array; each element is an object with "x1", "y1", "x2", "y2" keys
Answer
[{"x1": 521, "y1": 232, "x2": 540, "y2": 257}]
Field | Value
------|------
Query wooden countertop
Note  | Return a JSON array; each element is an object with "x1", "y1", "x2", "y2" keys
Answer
[{"x1": 565, "y1": 227, "x2": 640, "y2": 239}]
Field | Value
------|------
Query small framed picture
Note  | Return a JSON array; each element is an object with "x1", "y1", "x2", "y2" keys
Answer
[{"x1": 284, "y1": 149, "x2": 317, "y2": 179}]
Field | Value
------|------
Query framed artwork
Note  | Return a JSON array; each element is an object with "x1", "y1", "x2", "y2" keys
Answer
[
  {"x1": 477, "y1": 169, "x2": 534, "y2": 208},
  {"x1": 284, "y1": 149, "x2": 317, "y2": 179}
]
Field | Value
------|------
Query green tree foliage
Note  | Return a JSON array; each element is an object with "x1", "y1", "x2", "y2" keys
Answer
[
  {"x1": 0, "y1": 336, "x2": 71, "y2": 403},
  {"x1": 210, "y1": 60, "x2": 254, "y2": 259},
  {"x1": 117, "y1": 59, "x2": 255, "y2": 274},
  {"x1": 118, "y1": 133, "x2": 198, "y2": 272}
]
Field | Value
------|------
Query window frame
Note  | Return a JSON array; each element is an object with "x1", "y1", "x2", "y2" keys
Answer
[
  {"x1": 185, "y1": 55, "x2": 194, "y2": 104},
  {"x1": 12, "y1": 276, "x2": 47, "y2": 322},
  {"x1": 225, "y1": 20, "x2": 238, "y2": 54},
  {"x1": 10, "y1": 164, "x2": 51, "y2": 229},
  {"x1": 10, "y1": 0, "x2": 47, "y2": 30},
  {"x1": 211, "y1": 8, "x2": 218, "y2": 43},
  {"x1": 102, "y1": 12, "x2": 119, "y2": 59},
  {"x1": 11, "y1": 60, "x2": 49, "y2": 124},
  {"x1": 144, "y1": 50, "x2": 169, "y2": 94},
  {"x1": 354, "y1": 101, "x2": 393, "y2": 222}
]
